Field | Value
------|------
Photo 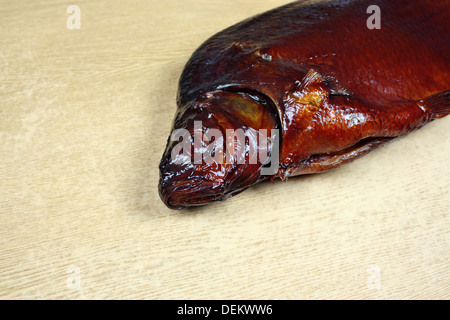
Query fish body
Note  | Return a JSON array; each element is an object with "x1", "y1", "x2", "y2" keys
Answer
[{"x1": 159, "y1": 0, "x2": 450, "y2": 209}]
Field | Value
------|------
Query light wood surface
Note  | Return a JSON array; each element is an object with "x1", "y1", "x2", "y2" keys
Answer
[{"x1": 0, "y1": 0, "x2": 448, "y2": 300}]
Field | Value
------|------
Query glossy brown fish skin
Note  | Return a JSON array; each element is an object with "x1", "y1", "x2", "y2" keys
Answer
[{"x1": 159, "y1": 0, "x2": 450, "y2": 209}]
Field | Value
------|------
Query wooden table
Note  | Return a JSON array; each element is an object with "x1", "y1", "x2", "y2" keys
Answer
[{"x1": 1, "y1": 0, "x2": 448, "y2": 299}]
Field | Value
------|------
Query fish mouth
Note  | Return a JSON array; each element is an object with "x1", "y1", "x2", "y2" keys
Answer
[
  {"x1": 158, "y1": 160, "x2": 255, "y2": 209},
  {"x1": 159, "y1": 179, "x2": 250, "y2": 210},
  {"x1": 159, "y1": 177, "x2": 226, "y2": 210}
]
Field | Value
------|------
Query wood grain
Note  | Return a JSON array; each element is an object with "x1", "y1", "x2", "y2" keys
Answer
[{"x1": 0, "y1": 0, "x2": 448, "y2": 299}]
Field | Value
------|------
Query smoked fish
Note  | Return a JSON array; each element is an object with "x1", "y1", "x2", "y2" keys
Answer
[{"x1": 159, "y1": 0, "x2": 450, "y2": 209}]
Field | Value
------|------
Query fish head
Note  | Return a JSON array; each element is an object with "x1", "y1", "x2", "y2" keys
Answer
[{"x1": 159, "y1": 90, "x2": 279, "y2": 209}]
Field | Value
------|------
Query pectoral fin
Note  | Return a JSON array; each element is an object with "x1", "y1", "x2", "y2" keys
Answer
[{"x1": 281, "y1": 69, "x2": 435, "y2": 169}]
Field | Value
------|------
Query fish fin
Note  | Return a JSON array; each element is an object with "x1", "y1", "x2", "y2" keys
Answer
[
  {"x1": 292, "y1": 69, "x2": 329, "y2": 107},
  {"x1": 301, "y1": 69, "x2": 325, "y2": 86},
  {"x1": 420, "y1": 91, "x2": 450, "y2": 119},
  {"x1": 281, "y1": 137, "x2": 393, "y2": 178},
  {"x1": 293, "y1": 69, "x2": 351, "y2": 107}
]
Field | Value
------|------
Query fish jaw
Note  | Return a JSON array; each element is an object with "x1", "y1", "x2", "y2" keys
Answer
[
  {"x1": 159, "y1": 90, "x2": 279, "y2": 209},
  {"x1": 158, "y1": 162, "x2": 229, "y2": 210}
]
